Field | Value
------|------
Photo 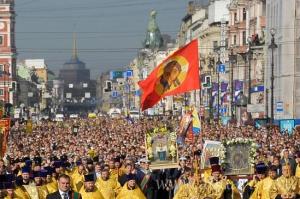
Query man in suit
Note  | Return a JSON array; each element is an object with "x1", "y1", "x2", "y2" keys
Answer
[
  {"x1": 280, "y1": 148, "x2": 297, "y2": 175},
  {"x1": 136, "y1": 158, "x2": 157, "y2": 199},
  {"x1": 46, "y1": 174, "x2": 82, "y2": 199}
]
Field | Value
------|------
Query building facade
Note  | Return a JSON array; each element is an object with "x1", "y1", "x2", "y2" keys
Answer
[
  {"x1": 0, "y1": 0, "x2": 16, "y2": 105},
  {"x1": 58, "y1": 35, "x2": 96, "y2": 113},
  {"x1": 246, "y1": 0, "x2": 266, "y2": 118},
  {"x1": 265, "y1": 0, "x2": 300, "y2": 121},
  {"x1": 22, "y1": 59, "x2": 50, "y2": 110}
]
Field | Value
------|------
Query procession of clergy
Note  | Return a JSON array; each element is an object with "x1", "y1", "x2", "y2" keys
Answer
[{"x1": 0, "y1": 152, "x2": 299, "y2": 199}]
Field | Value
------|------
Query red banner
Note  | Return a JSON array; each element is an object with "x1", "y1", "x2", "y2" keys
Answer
[
  {"x1": 139, "y1": 39, "x2": 200, "y2": 110},
  {"x1": 0, "y1": 118, "x2": 10, "y2": 158}
]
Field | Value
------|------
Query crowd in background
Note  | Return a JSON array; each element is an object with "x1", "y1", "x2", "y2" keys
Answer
[{"x1": 0, "y1": 117, "x2": 298, "y2": 198}]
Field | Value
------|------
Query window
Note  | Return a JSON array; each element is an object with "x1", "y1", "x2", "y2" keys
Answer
[
  {"x1": 28, "y1": 92, "x2": 33, "y2": 97},
  {"x1": 0, "y1": 64, "x2": 3, "y2": 71},
  {"x1": 104, "y1": 81, "x2": 112, "y2": 92},
  {"x1": 213, "y1": 41, "x2": 218, "y2": 50},
  {"x1": 85, "y1": 92, "x2": 90, "y2": 98},
  {"x1": 0, "y1": 35, "x2": 3, "y2": 45},
  {"x1": 233, "y1": 35, "x2": 237, "y2": 45},
  {"x1": 243, "y1": 8, "x2": 246, "y2": 21},
  {"x1": 68, "y1": 84, "x2": 73, "y2": 88},
  {"x1": 296, "y1": 1, "x2": 300, "y2": 19},
  {"x1": 83, "y1": 83, "x2": 88, "y2": 88},
  {"x1": 234, "y1": 12, "x2": 237, "y2": 22},
  {"x1": 0, "y1": 89, "x2": 3, "y2": 96},
  {"x1": 66, "y1": 93, "x2": 72, "y2": 98},
  {"x1": 243, "y1": 31, "x2": 246, "y2": 45}
]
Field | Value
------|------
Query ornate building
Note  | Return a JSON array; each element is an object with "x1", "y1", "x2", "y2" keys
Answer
[
  {"x1": 227, "y1": 0, "x2": 248, "y2": 119},
  {"x1": 58, "y1": 35, "x2": 96, "y2": 113},
  {"x1": 265, "y1": 0, "x2": 300, "y2": 122},
  {"x1": 246, "y1": 0, "x2": 266, "y2": 118},
  {"x1": 59, "y1": 34, "x2": 90, "y2": 83},
  {"x1": 143, "y1": 10, "x2": 164, "y2": 51},
  {"x1": 0, "y1": 0, "x2": 16, "y2": 105}
]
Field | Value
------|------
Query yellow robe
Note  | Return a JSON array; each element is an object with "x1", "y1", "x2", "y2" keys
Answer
[
  {"x1": 4, "y1": 195, "x2": 25, "y2": 199},
  {"x1": 116, "y1": 184, "x2": 146, "y2": 199},
  {"x1": 45, "y1": 180, "x2": 58, "y2": 194},
  {"x1": 202, "y1": 168, "x2": 212, "y2": 183},
  {"x1": 23, "y1": 184, "x2": 39, "y2": 199},
  {"x1": 95, "y1": 177, "x2": 121, "y2": 199},
  {"x1": 71, "y1": 170, "x2": 85, "y2": 192},
  {"x1": 109, "y1": 169, "x2": 119, "y2": 180},
  {"x1": 36, "y1": 185, "x2": 49, "y2": 199},
  {"x1": 269, "y1": 176, "x2": 300, "y2": 198},
  {"x1": 80, "y1": 188, "x2": 105, "y2": 199},
  {"x1": 14, "y1": 187, "x2": 31, "y2": 199},
  {"x1": 249, "y1": 177, "x2": 274, "y2": 199},
  {"x1": 296, "y1": 164, "x2": 300, "y2": 178},
  {"x1": 208, "y1": 177, "x2": 241, "y2": 199},
  {"x1": 173, "y1": 181, "x2": 216, "y2": 199}
]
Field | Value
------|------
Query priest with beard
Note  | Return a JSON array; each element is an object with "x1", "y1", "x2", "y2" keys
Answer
[
  {"x1": 243, "y1": 162, "x2": 267, "y2": 199},
  {"x1": 33, "y1": 171, "x2": 49, "y2": 199},
  {"x1": 14, "y1": 167, "x2": 38, "y2": 199},
  {"x1": 96, "y1": 169, "x2": 121, "y2": 199},
  {"x1": 116, "y1": 174, "x2": 146, "y2": 199},
  {"x1": 269, "y1": 164, "x2": 300, "y2": 199},
  {"x1": 79, "y1": 174, "x2": 104, "y2": 199},
  {"x1": 249, "y1": 165, "x2": 278, "y2": 199}
]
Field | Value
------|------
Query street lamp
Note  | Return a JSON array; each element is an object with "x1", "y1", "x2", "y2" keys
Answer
[
  {"x1": 236, "y1": 91, "x2": 247, "y2": 126},
  {"x1": 247, "y1": 36, "x2": 253, "y2": 104},
  {"x1": 268, "y1": 28, "x2": 277, "y2": 124},
  {"x1": 216, "y1": 50, "x2": 222, "y2": 121},
  {"x1": 208, "y1": 55, "x2": 214, "y2": 121},
  {"x1": 229, "y1": 46, "x2": 237, "y2": 120}
]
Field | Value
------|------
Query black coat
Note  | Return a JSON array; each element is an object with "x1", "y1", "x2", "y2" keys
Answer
[
  {"x1": 46, "y1": 190, "x2": 82, "y2": 199},
  {"x1": 118, "y1": 174, "x2": 130, "y2": 187}
]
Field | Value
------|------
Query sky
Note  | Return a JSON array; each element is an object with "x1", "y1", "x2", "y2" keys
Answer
[{"x1": 15, "y1": 0, "x2": 209, "y2": 79}]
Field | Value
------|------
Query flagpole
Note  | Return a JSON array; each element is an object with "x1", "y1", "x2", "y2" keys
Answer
[{"x1": 184, "y1": 93, "x2": 188, "y2": 113}]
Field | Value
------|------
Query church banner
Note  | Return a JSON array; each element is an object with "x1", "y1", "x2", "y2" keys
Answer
[
  {"x1": 222, "y1": 138, "x2": 256, "y2": 175},
  {"x1": 139, "y1": 39, "x2": 200, "y2": 110},
  {"x1": 145, "y1": 126, "x2": 178, "y2": 169},
  {"x1": 0, "y1": 118, "x2": 10, "y2": 158},
  {"x1": 201, "y1": 140, "x2": 224, "y2": 169}
]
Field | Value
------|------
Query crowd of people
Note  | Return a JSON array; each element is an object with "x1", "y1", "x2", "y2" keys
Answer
[{"x1": 0, "y1": 116, "x2": 299, "y2": 198}]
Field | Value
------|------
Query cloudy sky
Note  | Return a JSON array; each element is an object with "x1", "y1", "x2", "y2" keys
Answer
[{"x1": 15, "y1": 0, "x2": 209, "y2": 78}]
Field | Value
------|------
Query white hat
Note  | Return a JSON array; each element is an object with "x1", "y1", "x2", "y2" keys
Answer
[
  {"x1": 140, "y1": 158, "x2": 150, "y2": 163},
  {"x1": 179, "y1": 157, "x2": 187, "y2": 161}
]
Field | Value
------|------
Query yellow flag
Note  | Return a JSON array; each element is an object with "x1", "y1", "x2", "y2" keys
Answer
[{"x1": 26, "y1": 120, "x2": 33, "y2": 134}]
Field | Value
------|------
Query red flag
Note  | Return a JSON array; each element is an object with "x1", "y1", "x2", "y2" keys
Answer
[
  {"x1": 0, "y1": 118, "x2": 10, "y2": 158},
  {"x1": 139, "y1": 39, "x2": 200, "y2": 111}
]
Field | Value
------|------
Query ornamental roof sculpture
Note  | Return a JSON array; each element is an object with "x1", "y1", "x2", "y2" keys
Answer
[{"x1": 143, "y1": 10, "x2": 164, "y2": 50}]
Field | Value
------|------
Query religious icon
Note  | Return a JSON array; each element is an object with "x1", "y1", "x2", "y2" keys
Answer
[
  {"x1": 224, "y1": 142, "x2": 254, "y2": 175},
  {"x1": 158, "y1": 60, "x2": 182, "y2": 92},
  {"x1": 154, "y1": 56, "x2": 189, "y2": 96},
  {"x1": 145, "y1": 127, "x2": 178, "y2": 169}
]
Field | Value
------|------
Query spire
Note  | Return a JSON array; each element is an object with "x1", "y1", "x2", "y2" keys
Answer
[{"x1": 71, "y1": 32, "x2": 78, "y2": 61}]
